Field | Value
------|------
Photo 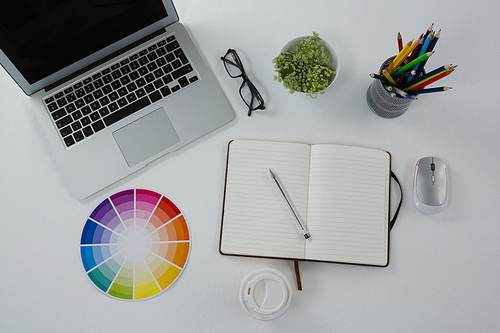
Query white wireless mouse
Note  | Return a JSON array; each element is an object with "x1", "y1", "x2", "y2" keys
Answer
[{"x1": 413, "y1": 157, "x2": 448, "y2": 214}]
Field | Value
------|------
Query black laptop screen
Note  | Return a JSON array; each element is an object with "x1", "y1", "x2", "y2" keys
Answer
[{"x1": 0, "y1": 0, "x2": 168, "y2": 84}]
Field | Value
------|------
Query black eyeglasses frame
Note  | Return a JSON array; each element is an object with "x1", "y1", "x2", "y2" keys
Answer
[{"x1": 221, "y1": 49, "x2": 265, "y2": 116}]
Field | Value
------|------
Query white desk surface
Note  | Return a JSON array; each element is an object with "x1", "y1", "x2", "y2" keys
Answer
[{"x1": 1, "y1": 1, "x2": 499, "y2": 332}]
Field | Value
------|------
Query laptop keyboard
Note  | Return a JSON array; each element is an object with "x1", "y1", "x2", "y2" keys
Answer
[{"x1": 43, "y1": 35, "x2": 199, "y2": 148}]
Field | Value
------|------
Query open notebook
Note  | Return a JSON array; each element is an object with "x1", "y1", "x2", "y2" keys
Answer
[{"x1": 219, "y1": 139, "x2": 393, "y2": 267}]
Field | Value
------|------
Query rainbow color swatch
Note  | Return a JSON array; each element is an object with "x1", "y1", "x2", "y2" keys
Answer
[{"x1": 80, "y1": 189, "x2": 190, "y2": 300}]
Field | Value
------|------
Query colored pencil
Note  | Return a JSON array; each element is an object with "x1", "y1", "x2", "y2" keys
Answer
[
  {"x1": 370, "y1": 73, "x2": 386, "y2": 81},
  {"x1": 393, "y1": 86, "x2": 408, "y2": 97},
  {"x1": 370, "y1": 24, "x2": 455, "y2": 100},
  {"x1": 407, "y1": 32, "x2": 433, "y2": 82},
  {"x1": 423, "y1": 23, "x2": 434, "y2": 39},
  {"x1": 382, "y1": 69, "x2": 397, "y2": 86},
  {"x1": 411, "y1": 86, "x2": 452, "y2": 95},
  {"x1": 415, "y1": 30, "x2": 439, "y2": 78},
  {"x1": 400, "y1": 64, "x2": 452, "y2": 90},
  {"x1": 408, "y1": 35, "x2": 423, "y2": 62},
  {"x1": 387, "y1": 40, "x2": 413, "y2": 73},
  {"x1": 388, "y1": 39, "x2": 419, "y2": 74},
  {"x1": 391, "y1": 51, "x2": 434, "y2": 77},
  {"x1": 406, "y1": 69, "x2": 454, "y2": 91}
]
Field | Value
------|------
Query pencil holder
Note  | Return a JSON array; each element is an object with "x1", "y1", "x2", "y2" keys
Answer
[{"x1": 366, "y1": 56, "x2": 412, "y2": 118}]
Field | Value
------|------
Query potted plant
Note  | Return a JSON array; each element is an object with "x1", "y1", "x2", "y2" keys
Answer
[{"x1": 272, "y1": 32, "x2": 339, "y2": 98}]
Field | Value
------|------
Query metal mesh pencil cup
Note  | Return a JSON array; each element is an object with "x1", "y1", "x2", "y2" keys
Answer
[{"x1": 366, "y1": 57, "x2": 412, "y2": 118}]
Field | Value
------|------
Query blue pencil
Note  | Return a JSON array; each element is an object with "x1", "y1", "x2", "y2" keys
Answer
[
  {"x1": 407, "y1": 32, "x2": 433, "y2": 82},
  {"x1": 415, "y1": 30, "x2": 441, "y2": 78},
  {"x1": 400, "y1": 64, "x2": 451, "y2": 90}
]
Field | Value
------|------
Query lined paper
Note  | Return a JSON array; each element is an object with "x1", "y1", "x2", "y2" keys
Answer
[
  {"x1": 220, "y1": 140, "x2": 391, "y2": 266},
  {"x1": 220, "y1": 140, "x2": 311, "y2": 259},
  {"x1": 305, "y1": 145, "x2": 390, "y2": 265}
]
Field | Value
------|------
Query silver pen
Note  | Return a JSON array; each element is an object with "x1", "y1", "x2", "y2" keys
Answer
[{"x1": 269, "y1": 169, "x2": 310, "y2": 239}]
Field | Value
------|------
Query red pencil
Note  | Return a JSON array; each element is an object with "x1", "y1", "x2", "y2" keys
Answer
[
  {"x1": 408, "y1": 70, "x2": 453, "y2": 91},
  {"x1": 397, "y1": 32, "x2": 403, "y2": 52}
]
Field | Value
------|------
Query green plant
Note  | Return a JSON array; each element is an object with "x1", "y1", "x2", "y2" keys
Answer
[{"x1": 273, "y1": 32, "x2": 336, "y2": 98}]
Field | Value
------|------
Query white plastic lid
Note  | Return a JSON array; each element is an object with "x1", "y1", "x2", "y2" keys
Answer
[{"x1": 239, "y1": 268, "x2": 292, "y2": 320}]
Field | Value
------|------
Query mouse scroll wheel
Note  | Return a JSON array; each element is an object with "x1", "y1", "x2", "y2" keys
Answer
[{"x1": 431, "y1": 163, "x2": 435, "y2": 171}]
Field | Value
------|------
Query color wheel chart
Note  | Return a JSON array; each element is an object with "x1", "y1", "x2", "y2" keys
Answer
[{"x1": 80, "y1": 189, "x2": 190, "y2": 301}]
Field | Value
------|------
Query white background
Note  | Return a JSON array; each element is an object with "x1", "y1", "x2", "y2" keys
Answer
[{"x1": 1, "y1": 0, "x2": 499, "y2": 332}]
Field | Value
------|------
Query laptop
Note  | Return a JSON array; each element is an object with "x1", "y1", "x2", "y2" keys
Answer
[{"x1": 0, "y1": 0, "x2": 235, "y2": 199}]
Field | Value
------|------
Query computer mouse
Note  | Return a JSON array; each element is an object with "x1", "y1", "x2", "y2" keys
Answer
[{"x1": 413, "y1": 157, "x2": 448, "y2": 214}]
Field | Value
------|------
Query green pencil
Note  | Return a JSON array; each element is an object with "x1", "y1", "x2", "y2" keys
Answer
[{"x1": 391, "y1": 51, "x2": 434, "y2": 77}]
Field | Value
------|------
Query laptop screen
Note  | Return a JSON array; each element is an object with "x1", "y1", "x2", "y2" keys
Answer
[{"x1": 0, "y1": 0, "x2": 176, "y2": 94}]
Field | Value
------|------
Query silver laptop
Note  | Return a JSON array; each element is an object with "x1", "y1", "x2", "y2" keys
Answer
[{"x1": 0, "y1": 0, "x2": 235, "y2": 199}]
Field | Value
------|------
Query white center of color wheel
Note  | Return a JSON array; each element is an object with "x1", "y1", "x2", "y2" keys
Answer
[{"x1": 122, "y1": 232, "x2": 151, "y2": 261}]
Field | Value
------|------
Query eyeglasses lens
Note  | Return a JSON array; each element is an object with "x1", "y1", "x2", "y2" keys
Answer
[{"x1": 224, "y1": 53, "x2": 243, "y2": 78}]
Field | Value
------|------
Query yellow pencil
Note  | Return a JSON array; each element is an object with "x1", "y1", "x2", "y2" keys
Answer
[
  {"x1": 388, "y1": 37, "x2": 420, "y2": 74},
  {"x1": 382, "y1": 69, "x2": 397, "y2": 86},
  {"x1": 387, "y1": 40, "x2": 413, "y2": 73},
  {"x1": 403, "y1": 68, "x2": 454, "y2": 91}
]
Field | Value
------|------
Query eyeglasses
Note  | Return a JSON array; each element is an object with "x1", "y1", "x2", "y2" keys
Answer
[{"x1": 221, "y1": 49, "x2": 265, "y2": 116}]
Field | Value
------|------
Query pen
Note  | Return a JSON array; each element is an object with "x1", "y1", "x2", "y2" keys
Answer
[{"x1": 268, "y1": 169, "x2": 310, "y2": 239}]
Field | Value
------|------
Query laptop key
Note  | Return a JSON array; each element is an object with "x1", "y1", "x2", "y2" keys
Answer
[
  {"x1": 52, "y1": 109, "x2": 67, "y2": 121},
  {"x1": 108, "y1": 102, "x2": 119, "y2": 112},
  {"x1": 73, "y1": 130, "x2": 84, "y2": 142},
  {"x1": 64, "y1": 135, "x2": 75, "y2": 147},
  {"x1": 160, "y1": 86, "x2": 171, "y2": 97},
  {"x1": 56, "y1": 115, "x2": 73, "y2": 128},
  {"x1": 117, "y1": 97, "x2": 128, "y2": 107},
  {"x1": 82, "y1": 126, "x2": 94, "y2": 137},
  {"x1": 172, "y1": 64, "x2": 193, "y2": 80},
  {"x1": 75, "y1": 98, "x2": 85, "y2": 108},
  {"x1": 82, "y1": 106, "x2": 92, "y2": 116},
  {"x1": 60, "y1": 125, "x2": 72, "y2": 137},
  {"x1": 90, "y1": 111, "x2": 100, "y2": 121},
  {"x1": 174, "y1": 49, "x2": 189, "y2": 64},
  {"x1": 57, "y1": 97, "x2": 68, "y2": 108},
  {"x1": 149, "y1": 91, "x2": 162, "y2": 103},
  {"x1": 172, "y1": 59, "x2": 182, "y2": 69},
  {"x1": 103, "y1": 96, "x2": 151, "y2": 126},
  {"x1": 166, "y1": 40, "x2": 180, "y2": 52},
  {"x1": 135, "y1": 88, "x2": 146, "y2": 98},
  {"x1": 92, "y1": 120, "x2": 105, "y2": 133},
  {"x1": 72, "y1": 110, "x2": 83, "y2": 121},
  {"x1": 75, "y1": 88, "x2": 85, "y2": 97},
  {"x1": 71, "y1": 121, "x2": 82, "y2": 131},
  {"x1": 178, "y1": 77, "x2": 189, "y2": 87},
  {"x1": 81, "y1": 116, "x2": 91, "y2": 126},
  {"x1": 126, "y1": 93, "x2": 137, "y2": 103},
  {"x1": 48, "y1": 102, "x2": 58, "y2": 112}
]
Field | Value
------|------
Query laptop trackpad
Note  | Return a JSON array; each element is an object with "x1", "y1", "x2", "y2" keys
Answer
[{"x1": 113, "y1": 108, "x2": 180, "y2": 167}]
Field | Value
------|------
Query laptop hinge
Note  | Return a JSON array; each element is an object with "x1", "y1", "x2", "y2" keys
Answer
[{"x1": 45, "y1": 28, "x2": 166, "y2": 93}]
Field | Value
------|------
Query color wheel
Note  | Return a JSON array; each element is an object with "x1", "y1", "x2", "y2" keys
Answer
[{"x1": 80, "y1": 189, "x2": 190, "y2": 300}]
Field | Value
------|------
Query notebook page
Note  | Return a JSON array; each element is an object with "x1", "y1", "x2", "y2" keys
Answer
[
  {"x1": 221, "y1": 140, "x2": 311, "y2": 259},
  {"x1": 305, "y1": 145, "x2": 390, "y2": 266}
]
